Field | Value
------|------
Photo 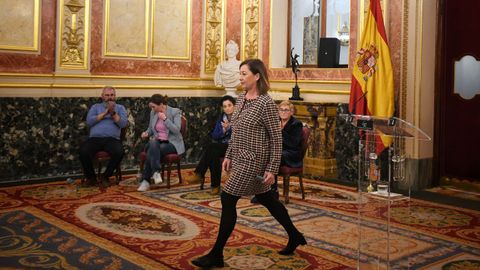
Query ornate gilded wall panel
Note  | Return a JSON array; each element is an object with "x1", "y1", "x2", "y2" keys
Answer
[
  {"x1": 152, "y1": 0, "x2": 191, "y2": 59},
  {"x1": 57, "y1": 0, "x2": 90, "y2": 70},
  {"x1": 0, "y1": 0, "x2": 40, "y2": 52},
  {"x1": 242, "y1": 0, "x2": 261, "y2": 60},
  {"x1": 104, "y1": 0, "x2": 149, "y2": 57},
  {"x1": 204, "y1": 0, "x2": 225, "y2": 73}
]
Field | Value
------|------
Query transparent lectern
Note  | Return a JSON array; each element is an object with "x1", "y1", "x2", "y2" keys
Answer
[{"x1": 340, "y1": 114, "x2": 431, "y2": 269}]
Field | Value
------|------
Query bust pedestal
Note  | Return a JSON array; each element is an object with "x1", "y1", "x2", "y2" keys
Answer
[{"x1": 225, "y1": 87, "x2": 238, "y2": 97}]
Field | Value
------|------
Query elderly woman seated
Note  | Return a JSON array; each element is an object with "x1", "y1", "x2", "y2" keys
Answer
[{"x1": 252, "y1": 100, "x2": 303, "y2": 203}]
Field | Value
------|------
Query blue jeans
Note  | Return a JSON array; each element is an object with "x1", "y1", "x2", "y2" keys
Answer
[{"x1": 142, "y1": 140, "x2": 177, "y2": 182}]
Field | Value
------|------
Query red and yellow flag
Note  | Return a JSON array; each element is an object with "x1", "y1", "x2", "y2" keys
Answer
[{"x1": 349, "y1": 0, "x2": 395, "y2": 151}]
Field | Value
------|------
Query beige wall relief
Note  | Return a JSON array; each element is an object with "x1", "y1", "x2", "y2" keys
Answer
[
  {"x1": 104, "y1": 0, "x2": 149, "y2": 57},
  {"x1": 241, "y1": 0, "x2": 261, "y2": 60},
  {"x1": 152, "y1": 0, "x2": 191, "y2": 60},
  {"x1": 57, "y1": 0, "x2": 90, "y2": 70},
  {"x1": 204, "y1": 0, "x2": 225, "y2": 73},
  {"x1": 0, "y1": 0, "x2": 40, "y2": 52}
]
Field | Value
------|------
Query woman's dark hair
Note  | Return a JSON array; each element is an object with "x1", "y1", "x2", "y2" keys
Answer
[
  {"x1": 220, "y1": 95, "x2": 236, "y2": 106},
  {"x1": 239, "y1": 58, "x2": 270, "y2": 95},
  {"x1": 149, "y1": 94, "x2": 168, "y2": 105}
]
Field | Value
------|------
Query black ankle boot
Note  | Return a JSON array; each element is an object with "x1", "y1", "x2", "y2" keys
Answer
[
  {"x1": 278, "y1": 234, "x2": 307, "y2": 255},
  {"x1": 191, "y1": 255, "x2": 224, "y2": 268}
]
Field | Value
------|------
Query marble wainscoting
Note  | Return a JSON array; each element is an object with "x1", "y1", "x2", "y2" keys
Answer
[
  {"x1": 334, "y1": 104, "x2": 360, "y2": 183},
  {"x1": 0, "y1": 97, "x2": 222, "y2": 183}
]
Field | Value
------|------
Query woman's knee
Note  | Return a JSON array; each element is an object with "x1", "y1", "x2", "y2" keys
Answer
[
  {"x1": 255, "y1": 190, "x2": 276, "y2": 205},
  {"x1": 220, "y1": 192, "x2": 239, "y2": 208},
  {"x1": 147, "y1": 140, "x2": 159, "y2": 153}
]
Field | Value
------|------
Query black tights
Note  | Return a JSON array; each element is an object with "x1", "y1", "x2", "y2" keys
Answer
[{"x1": 208, "y1": 190, "x2": 301, "y2": 258}]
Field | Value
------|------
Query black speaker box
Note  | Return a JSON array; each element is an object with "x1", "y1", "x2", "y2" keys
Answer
[{"x1": 317, "y1": 37, "x2": 340, "y2": 68}]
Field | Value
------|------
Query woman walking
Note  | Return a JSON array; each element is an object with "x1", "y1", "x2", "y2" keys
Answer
[{"x1": 191, "y1": 59, "x2": 306, "y2": 268}]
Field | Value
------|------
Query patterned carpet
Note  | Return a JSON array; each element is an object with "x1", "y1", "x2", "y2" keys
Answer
[
  {"x1": 425, "y1": 186, "x2": 480, "y2": 202},
  {"x1": 0, "y1": 169, "x2": 479, "y2": 269}
]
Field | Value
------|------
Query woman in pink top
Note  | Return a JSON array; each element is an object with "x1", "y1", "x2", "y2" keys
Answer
[{"x1": 138, "y1": 94, "x2": 185, "y2": 191}]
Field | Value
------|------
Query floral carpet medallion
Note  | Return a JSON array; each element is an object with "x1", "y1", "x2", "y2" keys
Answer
[
  {"x1": 179, "y1": 190, "x2": 219, "y2": 201},
  {"x1": 224, "y1": 245, "x2": 310, "y2": 269},
  {"x1": 76, "y1": 202, "x2": 199, "y2": 240},
  {"x1": 286, "y1": 181, "x2": 365, "y2": 204},
  {"x1": 390, "y1": 206, "x2": 473, "y2": 227},
  {"x1": 20, "y1": 183, "x2": 100, "y2": 200}
]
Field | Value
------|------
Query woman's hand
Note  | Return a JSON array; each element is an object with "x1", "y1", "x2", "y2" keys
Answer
[
  {"x1": 262, "y1": 172, "x2": 275, "y2": 185},
  {"x1": 221, "y1": 120, "x2": 230, "y2": 133},
  {"x1": 222, "y1": 158, "x2": 231, "y2": 172},
  {"x1": 158, "y1": 112, "x2": 167, "y2": 121},
  {"x1": 141, "y1": 131, "x2": 149, "y2": 139}
]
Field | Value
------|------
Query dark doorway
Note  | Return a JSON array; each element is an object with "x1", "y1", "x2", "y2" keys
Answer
[{"x1": 435, "y1": 0, "x2": 480, "y2": 184}]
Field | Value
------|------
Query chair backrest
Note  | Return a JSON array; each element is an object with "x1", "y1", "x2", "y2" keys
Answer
[
  {"x1": 180, "y1": 115, "x2": 187, "y2": 138},
  {"x1": 120, "y1": 125, "x2": 128, "y2": 141},
  {"x1": 301, "y1": 126, "x2": 311, "y2": 158}
]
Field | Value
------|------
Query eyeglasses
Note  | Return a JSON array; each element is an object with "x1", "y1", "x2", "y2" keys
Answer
[{"x1": 278, "y1": 109, "x2": 291, "y2": 113}]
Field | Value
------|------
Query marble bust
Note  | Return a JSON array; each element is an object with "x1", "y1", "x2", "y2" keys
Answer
[{"x1": 214, "y1": 40, "x2": 241, "y2": 96}]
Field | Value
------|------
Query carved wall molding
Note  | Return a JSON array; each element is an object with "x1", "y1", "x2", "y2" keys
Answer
[
  {"x1": 204, "y1": 0, "x2": 225, "y2": 74},
  {"x1": 242, "y1": 0, "x2": 261, "y2": 60},
  {"x1": 57, "y1": 0, "x2": 90, "y2": 70}
]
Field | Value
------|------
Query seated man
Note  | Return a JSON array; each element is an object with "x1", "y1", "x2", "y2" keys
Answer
[
  {"x1": 252, "y1": 100, "x2": 303, "y2": 202},
  {"x1": 79, "y1": 86, "x2": 128, "y2": 187},
  {"x1": 185, "y1": 95, "x2": 236, "y2": 195}
]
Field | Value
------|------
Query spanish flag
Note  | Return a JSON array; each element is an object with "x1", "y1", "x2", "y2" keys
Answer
[{"x1": 349, "y1": 0, "x2": 395, "y2": 152}]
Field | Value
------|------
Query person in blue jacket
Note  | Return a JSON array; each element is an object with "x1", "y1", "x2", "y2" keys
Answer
[{"x1": 186, "y1": 95, "x2": 236, "y2": 195}]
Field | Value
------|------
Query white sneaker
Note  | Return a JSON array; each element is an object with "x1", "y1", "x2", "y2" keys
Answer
[
  {"x1": 137, "y1": 180, "x2": 150, "y2": 192},
  {"x1": 153, "y1": 172, "x2": 163, "y2": 184}
]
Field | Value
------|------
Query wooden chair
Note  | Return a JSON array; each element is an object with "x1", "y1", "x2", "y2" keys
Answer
[
  {"x1": 139, "y1": 115, "x2": 187, "y2": 188},
  {"x1": 92, "y1": 127, "x2": 127, "y2": 185},
  {"x1": 279, "y1": 126, "x2": 311, "y2": 204}
]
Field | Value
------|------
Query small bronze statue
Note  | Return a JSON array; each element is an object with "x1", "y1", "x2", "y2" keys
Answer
[{"x1": 290, "y1": 48, "x2": 303, "y2": 101}]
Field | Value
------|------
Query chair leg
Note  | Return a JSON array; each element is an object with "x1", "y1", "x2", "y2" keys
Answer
[
  {"x1": 97, "y1": 160, "x2": 102, "y2": 180},
  {"x1": 177, "y1": 162, "x2": 182, "y2": 184},
  {"x1": 284, "y1": 175, "x2": 291, "y2": 204},
  {"x1": 299, "y1": 175, "x2": 305, "y2": 200},
  {"x1": 139, "y1": 159, "x2": 145, "y2": 174},
  {"x1": 167, "y1": 163, "x2": 172, "y2": 189},
  {"x1": 161, "y1": 164, "x2": 165, "y2": 180},
  {"x1": 116, "y1": 165, "x2": 122, "y2": 184}
]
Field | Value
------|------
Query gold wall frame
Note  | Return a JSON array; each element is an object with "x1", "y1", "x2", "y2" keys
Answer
[
  {"x1": 241, "y1": 0, "x2": 261, "y2": 60},
  {"x1": 57, "y1": 0, "x2": 91, "y2": 70},
  {"x1": 151, "y1": 0, "x2": 192, "y2": 60},
  {"x1": 204, "y1": 0, "x2": 226, "y2": 73},
  {"x1": 0, "y1": 0, "x2": 40, "y2": 52},
  {"x1": 103, "y1": 0, "x2": 149, "y2": 58}
]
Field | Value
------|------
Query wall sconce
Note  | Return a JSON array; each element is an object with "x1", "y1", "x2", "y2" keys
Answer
[{"x1": 337, "y1": 22, "x2": 350, "y2": 46}]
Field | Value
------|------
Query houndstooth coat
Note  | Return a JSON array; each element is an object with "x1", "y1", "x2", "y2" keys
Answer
[{"x1": 223, "y1": 93, "x2": 282, "y2": 196}]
